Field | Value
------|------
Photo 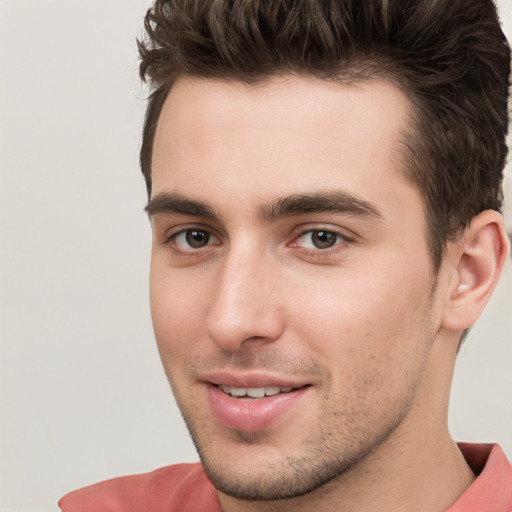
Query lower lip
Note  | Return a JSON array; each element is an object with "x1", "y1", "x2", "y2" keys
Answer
[{"x1": 207, "y1": 385, "x2": 308, "y2": 432}]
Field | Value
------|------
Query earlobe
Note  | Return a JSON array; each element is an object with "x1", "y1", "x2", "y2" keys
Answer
[{"x1": 441, "y1": 210, "x2": 510, "y2": 332}]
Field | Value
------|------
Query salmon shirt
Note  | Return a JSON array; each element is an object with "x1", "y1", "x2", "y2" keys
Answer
[{"x1": 59, "y1": 443, "x2": 512, "y2": 511}]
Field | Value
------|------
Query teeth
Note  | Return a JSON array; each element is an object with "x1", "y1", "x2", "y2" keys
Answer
[
  {"x1": 247, "y1": 387, "x2": 265, "y2": 398},
  {"x1": 264, "y1": 386, "x2": 280, "y2": 396},
  {"x1": 218, "y1": 385, "x2": 296, "y2": 398}
]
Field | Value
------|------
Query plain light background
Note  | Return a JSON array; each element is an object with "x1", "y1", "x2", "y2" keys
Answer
[{"x1": 0, "y1": 1, "x2": 511, "y2": 511}]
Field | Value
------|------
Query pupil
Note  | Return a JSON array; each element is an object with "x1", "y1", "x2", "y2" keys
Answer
[
  {"x1": 312, "y1": 231, "x2": 337, "y2": 249},
  {"x1": 186, "y1": 230, "x2": 209, "y2": 248}
]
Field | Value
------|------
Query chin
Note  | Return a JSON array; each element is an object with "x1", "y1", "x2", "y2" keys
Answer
[
  {"x1": 200, "y1": 453, "x2": 351, "y2": 501},
  {"x1": 188, "y1": 422, "x2": 375, "y2": 502}
]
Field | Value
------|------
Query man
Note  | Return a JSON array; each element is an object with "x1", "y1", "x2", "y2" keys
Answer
[{"x1": 59, "y1": 0, "x2": 512, "y2": 510}]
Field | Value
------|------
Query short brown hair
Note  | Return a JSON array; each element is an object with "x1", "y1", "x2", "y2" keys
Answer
[{"x1": 138, "y1": 0, "x2": 510, "y2": 269}]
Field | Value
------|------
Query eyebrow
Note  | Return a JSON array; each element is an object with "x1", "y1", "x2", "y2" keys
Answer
[
  {"x1": 259, "y1": 191, "x2": 383, "y2": 222},
  {"x1": 145, "y1": 192, "x2": 219, "y2": 219},
  {"x1": 145, "y1": 190, "x2": 383, "y2": 223}
]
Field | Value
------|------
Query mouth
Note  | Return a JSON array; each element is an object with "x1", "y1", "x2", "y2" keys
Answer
[
  {"x1": 216, "y1": 384, "x2": 301, "y2": 400},
  {"x1": 205, "y1": 379, "x2": 311, "y2": 431}
]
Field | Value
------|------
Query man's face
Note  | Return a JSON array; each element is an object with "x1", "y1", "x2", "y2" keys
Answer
[{"x1": 149, "y1": 76, "x2": 445, "y2": 500}]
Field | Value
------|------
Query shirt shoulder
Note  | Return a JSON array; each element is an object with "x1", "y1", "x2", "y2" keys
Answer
[
  {"x1": 448, "y1": 443, "x2": 512, "y2": 512},
  {"x1": 58, "y1": 463, "x2": 221, "y2": 512}
]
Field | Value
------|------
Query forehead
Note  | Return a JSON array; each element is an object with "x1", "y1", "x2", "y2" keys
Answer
[{"x1": 151, "y1": 74, "x2": 418, "y2": 218}]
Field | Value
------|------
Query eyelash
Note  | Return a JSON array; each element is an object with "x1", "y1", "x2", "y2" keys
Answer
[
  {"x1": 288, "y1": 226, "x2": 354, "y2": 262},
  {"x1": 164, "y1": 226, "x2": 221, "y2": 257},
  {"x1": 163, "y1": 226, "x2": 352, "y2": 258},
  {"x1": 291, "y1": 229, "x2": 348, "y2": 247}
]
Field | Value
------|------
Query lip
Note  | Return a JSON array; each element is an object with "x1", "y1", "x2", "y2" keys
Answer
[
  {"x1": 201, "y1": 371, "x2": 308, "y2": 389},
  {"x1": 203, "y1": 372, "x2": 310, "y2": 432}
]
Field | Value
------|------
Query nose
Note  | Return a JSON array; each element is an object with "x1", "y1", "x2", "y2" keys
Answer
[{"x1": 206, "y1": 250, "x2": 286, "y2": 352}]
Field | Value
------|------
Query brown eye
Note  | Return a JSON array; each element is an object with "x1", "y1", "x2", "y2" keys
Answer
[
  {"x1": 310, "y1": 231, "x2": 338, "y2": 249},
  {"x1": 172, "y1": 229, "x2": 218, "y2": 249},
  {"x1": 295, "y1": 230, "x2": 343, "y2": 250},
  {"x1": 184, "y1": 229, "x2": 210, "y2": 248}
]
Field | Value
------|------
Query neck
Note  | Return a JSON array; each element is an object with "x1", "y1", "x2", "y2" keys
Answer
[{"x1": 218, "y1": 331, "x2": 475, "y2": 512}]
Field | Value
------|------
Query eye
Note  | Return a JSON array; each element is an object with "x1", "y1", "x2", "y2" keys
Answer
[
  {"x1": 294, "y1": 229, "x2": 345, "y2": 250},
  {"x1": 173, "y1": 229, "x2": 219, "y2": 249}
]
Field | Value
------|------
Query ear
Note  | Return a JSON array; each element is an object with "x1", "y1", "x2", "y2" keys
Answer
[{"x1": 441, "y1": 210, "x2": 510, "y2": 332}]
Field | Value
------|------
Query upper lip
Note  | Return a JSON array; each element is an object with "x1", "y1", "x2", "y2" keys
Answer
[{"x1": 201, "y1": 371, "x2": 310, "y2": 389}]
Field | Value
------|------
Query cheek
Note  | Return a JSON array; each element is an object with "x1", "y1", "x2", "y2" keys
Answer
[
  {"x1": 287, "y1": 259, "x2": 434, "y2": 360},
  {"x1": 290, "y1": 269, "x2": 436, "y2": 425},
  {"x1": 149, "y1": 264, "x2": 209, "y2": 363}
]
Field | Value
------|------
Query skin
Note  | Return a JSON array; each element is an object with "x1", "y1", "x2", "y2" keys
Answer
[{"x1": 148, "y1": 75, "x2": 496, "y2": 511}]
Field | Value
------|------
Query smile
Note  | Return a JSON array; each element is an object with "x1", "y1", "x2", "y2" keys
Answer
[
  {"x1": 207, "y1": 382, "x2": 310, "y2": 431},
  {"x1": 217, "y1": 384, "x2": 296, "y2": 399}
]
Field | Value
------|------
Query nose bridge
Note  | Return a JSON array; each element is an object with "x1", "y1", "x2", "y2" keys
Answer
[{"x1": 206, "y1": 241, "x2": 284, "y2": 351}]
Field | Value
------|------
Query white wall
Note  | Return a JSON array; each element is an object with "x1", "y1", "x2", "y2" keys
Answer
[{"x1": 0, "y1": 1, "x2": 510, "y2": 511}]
